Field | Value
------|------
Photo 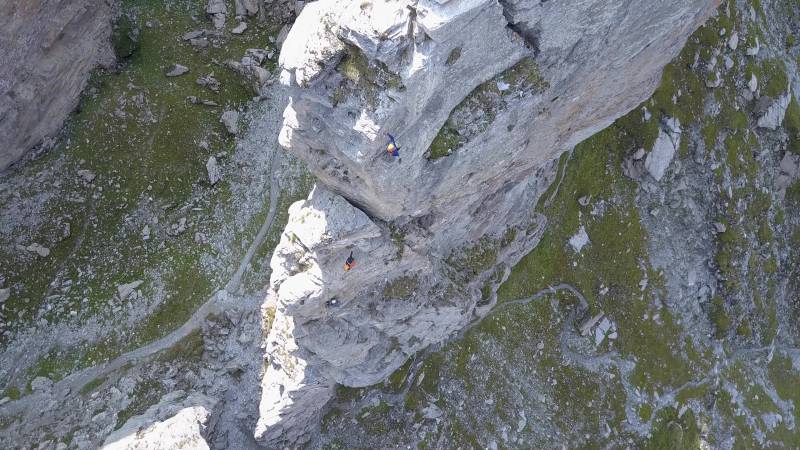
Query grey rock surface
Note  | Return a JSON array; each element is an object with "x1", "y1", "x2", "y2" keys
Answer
[
  {"x1": 256, "y1": 0, "x2": 718, "y2": 446},
  {"x1": 0, "y1": 0, "x2": 114, "y2": 170}
]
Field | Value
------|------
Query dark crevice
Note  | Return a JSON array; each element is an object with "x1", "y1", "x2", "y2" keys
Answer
[{"x1": 498, "y1": 0, "x2": 542, "y2": 56}]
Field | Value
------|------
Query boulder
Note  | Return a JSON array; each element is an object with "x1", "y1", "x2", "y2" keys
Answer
[
  {"x1": 182, "y1": 30, "x2": 204, "y2": 40},
  {"x1": 206, "y1": 156, "x2": 222, "y2": 185},
  {"x1": 645, "y1": 118, "x2": 681, "y2": 181},
  {"x1": 196, "y1": 74, "x2": 221, "y2": 92},
  {"x1": 746, "y1": 36, "x2": 760, "y2": 56},
  {"x1": 728, "y1": 32, "x2": 739, "y2": 50},
  {"x1": 220, "y1": 111, "x2": 239, "y2": 135},
  {"x1": 166, "y1": 64, "x2": 189, "y2": 77},
  {"x1": 77, "y1": 169, "x2": 96, "y2": 183},
  {"x1": 207, "y1": 0, "x2": 227, "y2": 29},
  {"x1": 231, "y1": 22, "x2": 247, "y2": 35},
  {"x1": 30, "y1": 376, "x2": 53, "y2": 393},
  {"x1": 26, "y1": 243, "x2": 50, "y2": 257},
  {"x1": 748, "y1": 74, "x2": 758, "y2": 93},
  {"x1": 569, "y1": 225, "x2": 590, "y2": 252},
  {"x1": 234, "y1": 0, "x2": 259, "y2": 16},
  {"x1": 779, "y1": 152, "x2": 800, "y2": 179}
]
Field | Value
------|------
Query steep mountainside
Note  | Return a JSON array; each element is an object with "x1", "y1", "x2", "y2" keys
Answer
[
  {"x1": 256, "y1": 0, "x2": 719, "y2": 445},
  {"x1": 2, "y1": 0, "x2": 800, "y2": 449}
]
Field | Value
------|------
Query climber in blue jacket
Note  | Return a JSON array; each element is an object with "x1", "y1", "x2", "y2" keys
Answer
[{"x1": 386, "y1": 133, "x2": 400, "y2": 158}]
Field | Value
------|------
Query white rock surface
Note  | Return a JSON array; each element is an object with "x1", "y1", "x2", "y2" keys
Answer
[
  {"x1": 102, "y1": 391, "x2": 216, "y2": 450},
  {"x1": 0, "y1": 288, "x2": 9, "y2": 303}
]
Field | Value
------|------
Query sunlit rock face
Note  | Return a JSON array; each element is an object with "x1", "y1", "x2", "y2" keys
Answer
[
  {"x1": 103, "y1": 392, "x2": 216, "y2": 450},
  {"x1": 256, "y1": 0, "x2": 719, "y2": 445}
]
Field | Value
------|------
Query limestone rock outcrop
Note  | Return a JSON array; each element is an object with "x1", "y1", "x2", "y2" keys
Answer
[
  {"x1": 0, "y1": 0, "x2": 115, "y2": 170},
  {"x1": 102, "y1": 391, "x2": 216, "y2": 450},
  {"x1": 256, "y1": 0, "x2": 719, "y2": 445}
]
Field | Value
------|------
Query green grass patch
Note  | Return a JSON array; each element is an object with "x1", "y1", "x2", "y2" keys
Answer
[
  {"x1": 768, "y1": 352, "x2": 800, "y2": 426},
  {"x1": 761, "y1": 59, "x2": 789, "y2": 98},
  {"x1": 645, "y1": 407, "x2": 701, "y2": 450},
  {"x1": 446, "y1": 238, "x2": 499, "y2": 284},
  {"x1": 115, "y1": 380, "x2": 164, "y2": 430},
  {"x1": 382, "y1": 275, "x2": 419, "y2": 300},
  {"x1": 334, "y1": 44, "x2": 403, "y2": 108},
  {"x1": 427, "y1": 57, "x2": 547, "y2": 160}
]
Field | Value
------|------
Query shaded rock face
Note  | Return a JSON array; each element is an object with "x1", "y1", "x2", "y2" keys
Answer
[
  {"x1": 0, "y1": 0, "x2": 114, "y2": 170},
  {"x1": 257, "y1": 0, "x2": 718, "y2": 445}
]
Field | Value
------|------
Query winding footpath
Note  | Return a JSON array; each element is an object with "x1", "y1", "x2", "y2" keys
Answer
[
  {"x1": 1, "y1": 137, "x2": 285, "y2": 416},
  {"x1": 226, "y1": 150, "x2": 283, "y2": 294}
]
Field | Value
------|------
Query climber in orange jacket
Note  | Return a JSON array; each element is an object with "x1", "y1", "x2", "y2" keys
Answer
[{"x1": 344, "y1": 251, "x2": 356, "y2": 271}]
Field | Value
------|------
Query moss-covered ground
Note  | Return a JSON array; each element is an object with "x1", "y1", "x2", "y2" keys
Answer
[{"x1": 427, "y1": 57, "x2": 548, "y2": 160}]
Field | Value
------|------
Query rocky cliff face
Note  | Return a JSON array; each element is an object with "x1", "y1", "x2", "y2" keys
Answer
[
  {"x1": 0, "y1": 0, "x2": 114, "y2": 170},
  {"x1": 256, "y1": 0, "x2": 719, "y2": 445}
]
